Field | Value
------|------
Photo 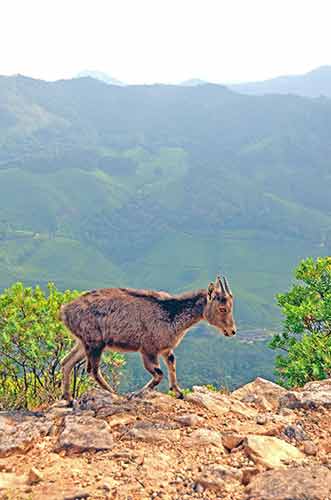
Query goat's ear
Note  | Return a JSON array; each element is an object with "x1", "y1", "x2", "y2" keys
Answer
[{"x1": 207, "y1": 282, "x2": 215, "y2": 301}]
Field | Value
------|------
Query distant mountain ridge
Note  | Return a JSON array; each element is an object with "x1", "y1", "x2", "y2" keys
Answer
[
  {"x1": 74, "y1": 65, "x2": 331, "y2": 98},
  {"x1": 179, "y1": 78, "x2": 208, "y2": 87},
  {"x1": 76, "y1": 70, "x2": 125, "y2": 86},
  {"x1": 229, "y1": 65, "x2": 331, "y2": 97}
]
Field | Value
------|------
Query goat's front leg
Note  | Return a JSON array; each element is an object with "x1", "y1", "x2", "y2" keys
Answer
[
  {"x1": 128, "y1": 352, "x2": 163, "y2": 399},
  {"x1": 162, "y1": 350, "x2": 184, "y2": 399}
]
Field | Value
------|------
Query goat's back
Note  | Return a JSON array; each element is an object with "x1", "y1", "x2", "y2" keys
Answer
[{"x1": 60, "y1": 287, "x2": 178, "y2": 352}]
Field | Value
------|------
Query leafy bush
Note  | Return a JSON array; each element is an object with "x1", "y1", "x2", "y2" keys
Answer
[
  {"x1": 0, "y1": 282, "x2": 125, "y2": 409},
  {"x1": 270, "y1": 257, "x2": 331, "y2": 387}
]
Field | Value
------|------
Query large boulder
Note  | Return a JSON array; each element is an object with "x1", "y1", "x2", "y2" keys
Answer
[
  {"x1": 232, "y1": 378, "x2": 287, "y2": 411},
  {"x1": 186, "y1": 386, "x2": 257, "y2": 419},
  {"x1": 245, "y1": 465, "x2": 331, "y2": 500},
  {"x1": 244, "y1": 435, "x2": 305, "y2": 469},
  {"x1": 57, "y1": 415, "x2": 113, "y2": 453},
  {"x1": 279, "y1": 378, "x2": 331, "y2": 410}
]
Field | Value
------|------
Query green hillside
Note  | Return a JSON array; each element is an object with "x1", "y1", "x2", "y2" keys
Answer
[{"x1": 1, "y1": 75, "x2": 331, "y2": 331}]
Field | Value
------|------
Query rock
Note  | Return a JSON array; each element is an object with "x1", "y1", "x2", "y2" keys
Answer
[
  {"x1": 256, "y1": 415, "x2": 268, "y2": 425},
  {"x1": 244, "y1": 435, "x2": 305, "y2": 469},
  {"x1": 57, "y1": 415, "x2": 113, "y2": 453},
  {"x1": 47, "y1": 404, "x2": 74, "y2": 417},
  {"x1": 187, "y1": 428, "x2": 224, "y2": 448},
  {"x1": 106, "y1": 414, "x2": 136, "y2": 428},
  {"x1": 279, "y1": 378, "x2": 331, "y2": 410},
  {"x1": 0, "y1": 472, "x2": 27, "y2": 491},
  {"x1": 63, "y1": 491, "x2": 91, "y2": 500},
  {"x1": 0, "y1": 462, "x2": 12, "y2": 473},
  {"x1": 304, "y1": 378, "x2": 331, "y2": 391},
  {"x1": 127, "y1": 423, "x2": 180, "y2": 443},
  {"x1": 279, "y1": 408, "x2": 292, "y2": 416},
  {"x1": 193, "y1": 482, "x2": 205, "y2": 493},
  {"x1": 232, "y1": 377, "x2": 287, "y2": 411},
  {"x1": 283, "y1": 424, "x2": 307, "y2": 441},
  {"x1": 303, "y1": 440, "x2": 317, "y2": 456},
  {"x1": 321, "y1": 438, "x2": 331, "y2": 453},
  {"x1": 222, "y1": 432, "x2": 245, "y2": 450},
  {"x1": 139, "y1": 451, "x2": 173, "y2": 483},
  {"x1": 73, "y1": 389, "x2": 116, "y2": 414},
  {"x1": 102, "y1": 478, "x2": 118, "y2": 492},
  {"x1": 0, "y1": 413, "x2": 53, "y2": 457},
  {"x1": 175, "y1": 414, "x2": 202, "y2": 426},
  {"x1": 241, "y1": 467, "x2": 260, "y2": 486},
  {"x1": 195, "y1": 465, "x2": 242, "y2": 493},
  {"x1": 244, "y1": 465, "x2": 331, "y2": 500},
  {"x1": 186, "y1": 386, "x2": 257, "y2": 419},
  {"x1": 27, "y1": 466, "x2": 43, "y2": 485}
]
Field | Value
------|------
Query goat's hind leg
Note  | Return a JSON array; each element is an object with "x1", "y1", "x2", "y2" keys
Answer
[
  {"x1": 61, "y1": 340, "x2": 86, "y2": 404},
  {"x1": 87, "y1": 347, "x2": 114, "y2": 394},
  {"x1": 162, "y1": 350, "x2": 183, "y2": 399},
  {"x1": 128, "y1": 352, "x2": 163, "y2": 399}
]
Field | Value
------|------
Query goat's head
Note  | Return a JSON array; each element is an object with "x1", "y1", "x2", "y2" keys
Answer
[{"x1": 203, "y1": 275, "x2": 236, "y2": 337}]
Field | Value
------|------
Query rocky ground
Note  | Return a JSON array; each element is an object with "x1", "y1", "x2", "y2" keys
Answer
[{"x1": 1, "y1": 378, "x2": 331, "y2": 500}]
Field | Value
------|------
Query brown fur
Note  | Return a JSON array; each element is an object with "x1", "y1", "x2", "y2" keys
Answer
[{"x1": 60, "y1": 278, "x2": 236, "y2": 402}]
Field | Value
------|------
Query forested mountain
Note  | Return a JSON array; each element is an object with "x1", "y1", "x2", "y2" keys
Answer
[
  {"x1": 230, "y1": 65, "x2": 331, "y2": 97},
  {"x1": 1, "y1": 74, "x2": 330, "y2": 331}
]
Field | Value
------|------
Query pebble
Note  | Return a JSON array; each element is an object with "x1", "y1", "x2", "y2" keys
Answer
[
  {"x1": 284, "y1": 424, "x2": 307, "y2": 442},
  {"x1": 222, "y1": 432, "x2": 244, "y2": 450},
  {"x1": 103, "y1": 482, "x2": 112, "y2": 492},
  {"x1": 63, "y1": 492, "x2": 90, "y2": 500},
  {"x1": 193, "y1": 482, "x2": 205, "y2": 493},
  {"x1": 256, "y1": 415, "x2": 268, "y2": 425},
  {"x1": 27, "y1": 467, "x2": 43, "y2": 485},
  {"x1": 175, "y1": 414, "x2": 202, "y2": 427},
  {"x1": 303, "y1": 441, "x2": 317, "y2": 456},
  {"x1": 241, "y1": 466, "x2": 260, "y2": 485}
]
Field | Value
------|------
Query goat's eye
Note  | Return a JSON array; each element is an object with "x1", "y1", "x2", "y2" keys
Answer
[{"x1": 219, "y1": 297, "x2": 227, "y2": 304}]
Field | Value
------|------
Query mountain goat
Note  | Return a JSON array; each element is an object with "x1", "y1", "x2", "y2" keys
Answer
[{"x1": 60, "y1": 276, "x2": 236, "y2": 403}]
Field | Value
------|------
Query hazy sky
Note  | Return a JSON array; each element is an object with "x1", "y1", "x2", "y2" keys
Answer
[{"x1": 1, "y1": 0, "x2": 331, "y2": 84}]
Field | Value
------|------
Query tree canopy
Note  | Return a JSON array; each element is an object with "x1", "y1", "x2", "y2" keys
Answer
[{"x1": 270, "y1": 257, "x2": 331, "y2": 387}]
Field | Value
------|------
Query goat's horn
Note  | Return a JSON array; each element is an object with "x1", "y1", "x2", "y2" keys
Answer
[
  {"x1": 223, "y1": 276, "x2": 232, "y2": 296},
  {"x1": 215, "y1": 275, "x2": 226, "y2": 294}
]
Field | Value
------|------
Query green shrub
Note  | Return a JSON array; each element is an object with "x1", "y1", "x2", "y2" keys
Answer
[
  {"x1": 0, "y1": 282, "x2": 125, "y2": 409},
  {"x1": 270, "y1": 257, "x2": 331, "y2": 387}
]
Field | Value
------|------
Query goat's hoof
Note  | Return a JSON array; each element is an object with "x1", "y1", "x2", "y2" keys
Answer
[
  {"x1": 52, "y1": 398, "x2": 72, "y2": 408},
  {"x1": 170, "y1": 386, "x2": 184, "y2": 399},
  {"x1": 127, "y1": 391, "x2": 140, "y2": 400},
  {"x1": 127, "y1": 389, "x2": 151, "y2": 400}
]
